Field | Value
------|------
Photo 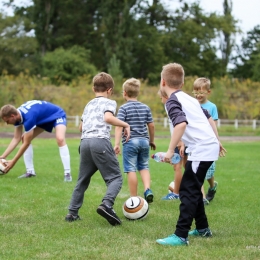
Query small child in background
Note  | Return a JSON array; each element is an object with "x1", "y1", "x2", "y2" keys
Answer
[
  {"x1": 114, "y1": 78, "x2": 156, "y2": 203},
  {"x1": 192, "y1": 77, "x2": 219, "y2": 204},
  {"x1": 158, "y1": 89, "x2": 187, "y2": 200}
]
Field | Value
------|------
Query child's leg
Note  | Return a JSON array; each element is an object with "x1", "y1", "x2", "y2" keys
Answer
[
  {"x1": 173, "y1": 161, "x2": 183, "y2": 195},
  {"x1": 139, "y1": 169, "x2": 151, "y2": 191},
  {"x1": 207, "y1": 176, "x2": 215, "y2": 188},
  {"x1": 127, "y1": 171, "x2": 138, "y2": 196}
]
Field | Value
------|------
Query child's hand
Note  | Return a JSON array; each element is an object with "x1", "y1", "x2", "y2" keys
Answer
[
  {"x1": 114, "y1": 145, "x2": 121, "y2": 156},
  {"x1": 149, "y1": 142, "x2": 156, "y2": 150},
  {"x1": 163, "y1": 149, "x2": 174, "y2": 164},
  {"x1": 219, "y1": 143, "x2": 227, "y2": 157},
  {"x1": 123, "y1": 124, "x2": 131, "y2": 142}
]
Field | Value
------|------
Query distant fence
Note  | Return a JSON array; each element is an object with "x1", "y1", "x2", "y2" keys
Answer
[{"x1": 67, "y1": 116, "x2": 260, "y2": 129}]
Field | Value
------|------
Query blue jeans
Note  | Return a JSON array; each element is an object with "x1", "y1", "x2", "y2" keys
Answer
[{"x1": 123, "y1": 138, "x2": 149, "y2": 173}]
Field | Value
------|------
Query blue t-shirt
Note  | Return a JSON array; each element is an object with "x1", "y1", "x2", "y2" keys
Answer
[
  {"x1": 201, "y1": 101, "x2": 218, "y2": 120},
  {"x1": 15, "y1": 100, "x2": 66, "y2": 133}
]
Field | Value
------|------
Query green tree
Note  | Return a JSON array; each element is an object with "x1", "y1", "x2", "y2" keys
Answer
[
  {"x1": 42, "y1": 45, "x2": 97, "y2": 84},
  {"x1": 0, "y1": 13, "x2": 39, "y2": 75}
]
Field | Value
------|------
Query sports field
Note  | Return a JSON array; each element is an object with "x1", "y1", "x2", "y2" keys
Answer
[{"x1": 0, "y1": 137, "x2": 260, "y2": 260}]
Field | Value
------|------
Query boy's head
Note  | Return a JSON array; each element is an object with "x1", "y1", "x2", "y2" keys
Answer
[
  {"x1": 122, "y1": 78, "x2": 140, "y2": 98},
  {"x1": 92, "y1": 72, "x2": 114, "y2": 93},
  {"x1": 157, "y1": 89, "x2": 168, "y2": 105},
  {"x1": 161, "y1": 63, "x2": 185, "y2": 89},
  {"x1": 192, "y1": 77, "x2": 211, "y2": 104}
]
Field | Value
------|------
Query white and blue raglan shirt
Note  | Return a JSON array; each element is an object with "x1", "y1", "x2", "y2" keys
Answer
[
  {"x1": 166, "y1": 90, "x2": 219, "y2": 162},
  {"x1": 201, "y1": 100, "x2": 218, "y2": 121},
  {"x1": 15, "y1": 100, "x2": 66, "y2": 133},
  {"x1": 117, "y1": 101, "x2": 153, "y2": 144},
  {"x1": 81, "y1": 97, "x2": 117, "y2": 140}
]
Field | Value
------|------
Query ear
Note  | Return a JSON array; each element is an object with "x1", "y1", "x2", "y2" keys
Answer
[
  {"x1": 161, "y1": 78, "x2": 166, "y2": 87},
  {"x1": 180, "y1": 83, "x2": 184, "y2": 89},
  {"x1": 92, "y1": 86, "x2": 95, "y2": 92}
]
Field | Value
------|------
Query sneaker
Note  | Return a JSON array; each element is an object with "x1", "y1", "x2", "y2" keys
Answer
[
  {"x1": 18, "y1": 172, "x2": 36, "y2": 178},
  {"x1": 144, "y1": 188, "x2": 154, "y2": 203},
  {"x1": 206, "y1": 181, "x2": 218, "y2": 201},
  {"x1": 65, "y1": 214, "x2": 81, "y2": 222},
  {"x1": 161, "y1": 192, "x2": 179, "y2": 200},
  {"x1": 203, "y1": 198, "x2": 209, "y2": 205},
  {"x1": 64, "y1": 173, "x2": 72, "y2": 182},
  {"x1": 97, "y1": 204, "x2": 121, "y2": 226},
  {"x1": 188, "y1": 228, "x2": 212, "y2": 237},
  {"x1": 156, "y1": 234, "x2": 189, "y2": 246}
]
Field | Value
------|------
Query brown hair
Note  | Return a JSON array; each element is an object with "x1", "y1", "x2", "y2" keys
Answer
[
  {"x1": 193, "y1": 77, "x2": 211, "y2": 90},
  {"x1": 0, "y1": 104, "x2": 18, "y2": 118},
  {"x1": 92, "y1": 72, "x2": 114, "y2": 92},
  {"x1": 123, "y1": 78, "x2": 140, "y2": 98},
  {"x1": 161, "y1": 63, "x2": 184, "y2": 88}
]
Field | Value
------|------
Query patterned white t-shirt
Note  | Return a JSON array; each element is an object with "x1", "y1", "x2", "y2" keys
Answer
[{"x1": 81, "y1": 97, "x2": 117, "y2": 140}]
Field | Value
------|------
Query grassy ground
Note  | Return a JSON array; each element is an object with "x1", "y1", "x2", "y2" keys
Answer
[{"x1": 0, "y1": 138, "x2": 260, "y2": 259}]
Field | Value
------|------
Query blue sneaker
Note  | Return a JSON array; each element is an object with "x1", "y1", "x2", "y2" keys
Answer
[
  {"x1": 161, "y1": 192, "x2": 179, "y2": 200},
  {"x1": 188, "y1": 228, "x2": 212, "y2": 237},
  {"x1": 156, "y1": 234, "x2": 189, "y2": 246},
  {"x1": 144, "y1": 188, "x2": 154, "y2": 203}
]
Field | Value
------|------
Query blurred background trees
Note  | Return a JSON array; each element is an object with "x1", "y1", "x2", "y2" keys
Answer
[{"x1": 0, "y1": 0, "x2": 259, "y2": 119}]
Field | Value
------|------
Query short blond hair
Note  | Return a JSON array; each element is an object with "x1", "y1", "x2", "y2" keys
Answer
[
  {"x1": 161, "y1": 63, "x2": 184, "y2": 88},
  {"x1": 0, "y1": 104, "x2": 18, "y2": 118},
  {"x1": 93, "y1": 72, "x2": 114, "y2": 92},
  {"x1": 193, "y1": 77, "x2": 211, "y2": 90},
  {"x1": 123, "y1": 78, "x2": 140, "y2": 98}
]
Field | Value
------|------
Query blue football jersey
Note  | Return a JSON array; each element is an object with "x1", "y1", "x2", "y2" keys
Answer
[{"x1": 15, "y1": 100, "x2": 66, "y2": 132}]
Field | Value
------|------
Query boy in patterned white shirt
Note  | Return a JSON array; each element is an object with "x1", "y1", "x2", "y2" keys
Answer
[{"x1": 65, "y1": 72, "x2": 130, "y2": 226}]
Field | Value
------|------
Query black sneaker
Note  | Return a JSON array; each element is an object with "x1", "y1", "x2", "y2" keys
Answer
[
  {"x1": 65, "y1": 214, "x2": 81, "y2": 222},
  {"x1": 97, "y1": 204, "x2": 121, "y2": 226},
  {"x1": 206, "y1": 181, "x2": 218, "y2": 201}
]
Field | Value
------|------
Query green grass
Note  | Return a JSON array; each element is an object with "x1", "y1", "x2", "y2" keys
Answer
[{"x1": 1, "y1": 138, "x2": 260, "y2": 259}]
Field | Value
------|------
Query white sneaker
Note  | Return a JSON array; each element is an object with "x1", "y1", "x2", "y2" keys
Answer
[{"x1": 64, "y1": 173, "x2": 72, "y2": 182}]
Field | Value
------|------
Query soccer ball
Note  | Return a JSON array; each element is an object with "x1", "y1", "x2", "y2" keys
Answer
[
  {"x1": 0, "y1": 159, "x2": 7, "y2": 175},
  {"x1": 122, "y1": 196, "x2": 149, "y2": 220},
  {"x1": 168, "y1": 181, "x2": 175, "y2": 193}
]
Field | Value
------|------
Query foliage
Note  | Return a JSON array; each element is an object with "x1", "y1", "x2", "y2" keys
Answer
[
  {"x1": 0, "y1": 74, "x2": 260, "y2": 120},
  {"x1": 0, "y1": 13, "x2": 39, "y2": 75},
  {"x1": 42, "y1": 45, "x2": 97, "y2": 85},
  {"x1": 1, "y1": 0, "x2": 243, "y2": 83}
]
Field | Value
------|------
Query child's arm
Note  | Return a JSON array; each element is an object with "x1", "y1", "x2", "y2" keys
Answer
[
  {"x1": 114, "y1": 126, "x2": 123, "y2": 155},
  {"x1": 164, "y1": 122, "x2": 186, "y2": 163},
  {"x1": 208, "y1": 117, "x2": 226, "y2": 157},
  {"x1": 147, "y1": 122, "x2": 156, "y2": 150},
  {"x1": 104, "y1": 111, "x2": 130, "y2": 142},
  {"x1": 79, "y1": 122, "x2": 82, "y2": 132}
]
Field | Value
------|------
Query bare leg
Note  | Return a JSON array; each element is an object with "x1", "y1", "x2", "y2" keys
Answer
[{"x1": 127, "y1": 171, "x2": 138, "y2": 196}]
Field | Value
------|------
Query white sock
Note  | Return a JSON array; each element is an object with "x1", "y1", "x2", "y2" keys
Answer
[
  {"x1": 23, "y1": 144, "x2": 36, "y2": 174},
  {"x1": 59, "y1": 144, "x2": 71, "y2": 174}
]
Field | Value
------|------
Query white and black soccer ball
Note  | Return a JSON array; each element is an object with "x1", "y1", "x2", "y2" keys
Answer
[
  {"x1": 168, "y1": 181, "x2": 175, "y2": 193},
  {"x1": 123, "y1": 196, "x2": 149, "y2": 220},
  {"x1": 0, "y1": 159, "x2": 7, "y2": 175}
]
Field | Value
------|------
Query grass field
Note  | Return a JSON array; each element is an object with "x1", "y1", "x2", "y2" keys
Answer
[{"x1": 0, "y1": 137, "x2": 260, "y2": 260}]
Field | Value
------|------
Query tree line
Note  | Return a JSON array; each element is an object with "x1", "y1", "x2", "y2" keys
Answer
[{"x1": 1, "y1": 0, "x2": 259, "y2": 85}]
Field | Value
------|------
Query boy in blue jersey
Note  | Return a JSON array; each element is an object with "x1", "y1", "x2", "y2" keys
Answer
[
  {"x1": 114, "y1": 78, "x2": 156, "y2": 203},
  {"x1": 192, "y1": 77, "x2": 219, "y2": 204},
  {"x1": 65, "y1": 72, "x2": 130, "y2": 225},
  {"x1": 0, "y1": 100, "x2": 72, "y2": 181},
  {"x1": 156, "y1": 63, "x2": 226, "y2": 247}
]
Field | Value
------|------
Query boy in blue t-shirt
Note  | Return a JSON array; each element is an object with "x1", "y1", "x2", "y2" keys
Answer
[
  {"x1": 0, "y1": 100, "x2": 72, "y2": 181},
  {"x1": 192, "y1": 78, "x2": 219, "y2": 204}
]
